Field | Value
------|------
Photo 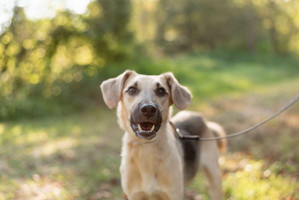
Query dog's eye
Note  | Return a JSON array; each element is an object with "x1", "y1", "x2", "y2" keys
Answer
[
  {"x1": 127, "y1": 87, "x2": 138, "y2": 96},
  {"x1": 155, "y1": 87, "x2": 167, "y2": 97}
]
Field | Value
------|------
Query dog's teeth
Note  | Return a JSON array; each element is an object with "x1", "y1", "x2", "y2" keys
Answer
[
  {"x1": 138, "y1": 124, "x2": 142, "y2": 131},
  {"x1": 150, "y1": 125, "x2": 155, "y2": 132}
]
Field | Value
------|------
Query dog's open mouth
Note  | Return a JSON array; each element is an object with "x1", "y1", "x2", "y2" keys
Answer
[
  {"x1": 130, "y1": 120, "x2": 161, "y2": 140},
  {"x1": 130, "y1": 101, "x2": 162, "y2": 140},
  {"x1": 138, "y1": 122, "x2": 155, "y2": 132}
]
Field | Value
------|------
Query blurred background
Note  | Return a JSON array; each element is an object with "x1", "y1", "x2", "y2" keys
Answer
[{"x1": 0, "y1": 0, "x2": 298, "y2": 199}]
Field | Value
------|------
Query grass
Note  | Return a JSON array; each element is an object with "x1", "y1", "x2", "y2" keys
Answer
[
  {"x1": 0, "y1": 110, "x2": 123, "y2": 200},
  {"x1": 132, "y1": 51, "x2": 299, "y2": 100},
  {"x1": 0, "y1": 52, "x2": 299, "y2": 199}
]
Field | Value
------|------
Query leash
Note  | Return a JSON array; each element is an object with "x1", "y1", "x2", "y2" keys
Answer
[{"x1": 170, "y1": 93, "x2": 299, "y2": 141}]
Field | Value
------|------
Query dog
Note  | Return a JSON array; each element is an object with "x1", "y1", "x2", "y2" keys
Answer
[{"x1": 100, "y1": 70, "x2": 226, "y2": 200}]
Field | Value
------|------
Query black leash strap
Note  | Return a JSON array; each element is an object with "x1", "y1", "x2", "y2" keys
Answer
[{"x1": 170, "y1": 93, "x2": 299, "y2": 141}]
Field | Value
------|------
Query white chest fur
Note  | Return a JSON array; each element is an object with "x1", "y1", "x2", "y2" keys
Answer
[{"x1": 120, "y1": 132, "x2": 184, "y2": 200}]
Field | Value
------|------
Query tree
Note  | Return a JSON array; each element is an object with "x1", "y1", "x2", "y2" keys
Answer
[{"x1": 0, "y1": 0, "x2": 134, "y2": 120}]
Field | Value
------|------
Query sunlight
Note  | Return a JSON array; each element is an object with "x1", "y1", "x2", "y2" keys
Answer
[
  {"x1": 0, "y1": 0, "x2": 94, "y2": 33},
  {"x1": 17, "y1": 0, "x2": 94, "y2": 19},
  {"x1": 0, "y1": 124, "x2": 4, "y2": 135},
  {"x1": 19, "y1": 178, "x2": 63, "y2": 199},
  {"x1": 220, "y1": 153, "x2": 298, "y2": 200},
  {"x1": 0, "y1": 0, "x2": 15, "y2": 34},
  {"x1": 32, "y1": 138, "x2": 77, "y2": 157}
]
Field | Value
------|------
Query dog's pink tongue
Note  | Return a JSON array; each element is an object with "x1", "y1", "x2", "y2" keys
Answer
[{"x1": 140, "y1": 122, "x2": 154, "y2": 131}]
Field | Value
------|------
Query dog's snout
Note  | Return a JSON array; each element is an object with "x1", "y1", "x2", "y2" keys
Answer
[{"x1": 140, "y1": 104, "x2": 157, "y2": 117}]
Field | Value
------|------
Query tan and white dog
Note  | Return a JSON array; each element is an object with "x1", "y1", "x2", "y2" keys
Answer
[{"x1": 100, "y1": 70, "x2": 226, "y2": 200}]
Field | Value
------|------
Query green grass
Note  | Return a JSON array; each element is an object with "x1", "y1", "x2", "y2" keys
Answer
[
  {"x1": 1, "y1": 52, "x2": 299, "y2": 199},
  {"x1": 132, "y1": 51, "x2": 299, "y2": 101},
  {"x1": 0, "y1": 110, "x2": 123, "y2": 200}
]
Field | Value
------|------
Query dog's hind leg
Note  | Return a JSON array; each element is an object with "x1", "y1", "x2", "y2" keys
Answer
[{"x1": 199, "y1": 130, "x2": 222, "y2": 200}]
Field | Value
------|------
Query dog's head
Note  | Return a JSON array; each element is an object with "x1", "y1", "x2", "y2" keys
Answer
[{"x1": 100, "y1": 70, "x2": 192, "y2": 141}]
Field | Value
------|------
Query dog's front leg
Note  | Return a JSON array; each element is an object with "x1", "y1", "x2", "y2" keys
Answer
[
  {"x1": 169, "y1": 183, "x2": 184, "y2": 200},
  {"x1": 168, "y1": 190, "x2": 183, "y2": 200},
  {"x1": 122, "y1": 193, "x2": 128, "y2": 200},
  {"x1": 164, "y1": 167, "x2": 184, "y2": 200}
]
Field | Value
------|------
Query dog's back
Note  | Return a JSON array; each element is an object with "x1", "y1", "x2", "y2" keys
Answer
[{"x1": 171, "y1": 111, "x2": 226, "y2": 185}]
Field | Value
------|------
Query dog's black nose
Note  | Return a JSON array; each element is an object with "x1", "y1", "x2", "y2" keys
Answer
[{"x1": 140, "y1": 104, "x2": 157, "y2": 117}]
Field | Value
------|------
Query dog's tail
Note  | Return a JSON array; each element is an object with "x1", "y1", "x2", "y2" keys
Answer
[{"x1": 207, "y1": 122, "x2": 227, "y2": 153}]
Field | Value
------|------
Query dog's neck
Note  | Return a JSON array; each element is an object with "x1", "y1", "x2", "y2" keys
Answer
[
  {"x1": 122, "y1": 122, "x2": 182, "y2": 167},
  {"x1": 122, "y1": 122, "x2": 180, "y2": 171}
]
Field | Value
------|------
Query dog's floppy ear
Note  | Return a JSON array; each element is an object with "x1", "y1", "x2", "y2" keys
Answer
[
  {"x1": 162, "y1": 72, "x2": 192, "y2": 110},
  {"x1": 100, "y1": 70, "x2": 136, "y2": 109}
]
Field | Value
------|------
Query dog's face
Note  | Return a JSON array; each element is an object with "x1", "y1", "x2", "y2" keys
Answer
[{"x1": 100, "y1": 70, "x2": 192, "y2": 141}]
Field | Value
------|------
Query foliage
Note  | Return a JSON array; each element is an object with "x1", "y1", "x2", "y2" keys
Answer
[
  {"x1": 0, "y1": 0, "x2": 134, "y2": 120},
  {"x1": 153, "y1": 0, "x2": 299, "y2": 54},
  {"x1": 1, "y1": 0, "x2": 299, "y2": 121},
  {"x1": 128, "y1": 51, "x2": 299, "y2": 105},
  {"x1": 223, "y1": 160, "x2": 297, "y2": 199}
]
